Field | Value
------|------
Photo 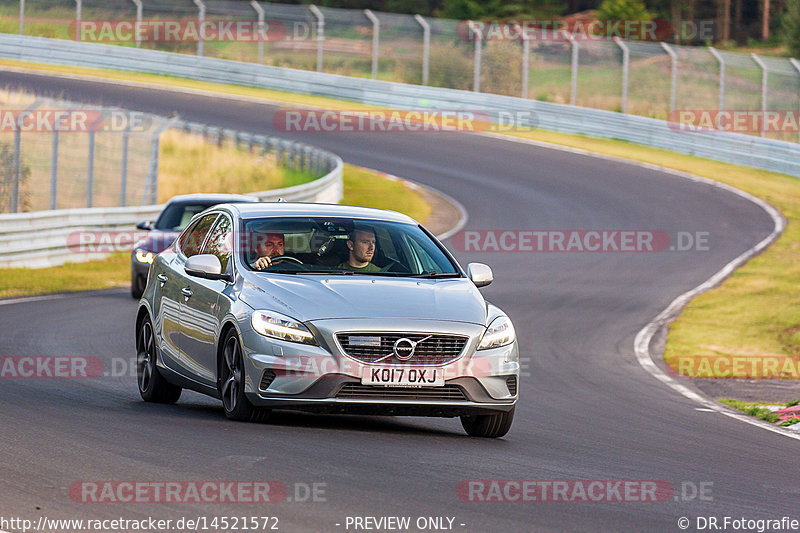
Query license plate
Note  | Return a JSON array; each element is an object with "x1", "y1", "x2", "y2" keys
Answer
[{"x1": 362, "y1": 366, "x2": 444, "y2": 387}]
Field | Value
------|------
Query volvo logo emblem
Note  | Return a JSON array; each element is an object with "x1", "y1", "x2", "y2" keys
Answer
[
  {"x1": 392, "y1": 338, "x2": 416, "y2": 361},
  {"x1": 373, "y1": 335, "x2": 433, "y2": 363}
]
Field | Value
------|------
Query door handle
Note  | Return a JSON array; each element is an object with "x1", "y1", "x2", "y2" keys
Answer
[
  {"x1": 157, "y1": 274, "x2": 168, "y2": 283},
  {"x1": 181, "y1": 287, "x2": 193, "y2": 298}
]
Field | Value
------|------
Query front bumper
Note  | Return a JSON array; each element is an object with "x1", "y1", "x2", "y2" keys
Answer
[{"x1": 239, "y1": 318, "x2": 519, "y2": 417}]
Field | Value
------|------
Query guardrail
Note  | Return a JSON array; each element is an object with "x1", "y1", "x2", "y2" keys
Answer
[
  {"x1": 1, "y1": 34, "x2": 798, "y2": 178},
  {"x1": 0, "y1": 116, "x2": 343, "y2": 268}
]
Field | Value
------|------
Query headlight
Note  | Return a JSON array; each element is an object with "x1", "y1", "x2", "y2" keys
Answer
[
  {"x1": 478, "y1": 316, "x2": 516, "y2": 350},
  {"x1": 134, "y1": 249, "x2": 154, "y2": 264},
  {"x1": 251, "y1": 310, "x2": 316, "y2": 345}
]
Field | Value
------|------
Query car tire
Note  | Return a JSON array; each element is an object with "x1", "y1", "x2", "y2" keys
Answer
[
  {"x1": 219, "y1": 329, "x2": 270, "y2": 423},
  {"x1": 131, "y1": 274, "x2": 146, "y2": 299},
  {"x1": 136, "y1": 315, "x2": 182, "y2": 403},
  {"x1": 460, "y1": 407, "x2": 515, "y2": 438}
]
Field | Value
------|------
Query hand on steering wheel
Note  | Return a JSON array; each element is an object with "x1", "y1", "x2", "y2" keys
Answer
[{"x1": 254, "y1": 255, "x2": 303, "y2": 270}]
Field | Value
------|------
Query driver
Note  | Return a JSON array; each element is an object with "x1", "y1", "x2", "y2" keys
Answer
[
  {"x1": 252, "y1": 232, "x2": 286, "y2": 270},
  {"x1": 337, "y1": 228, "x2": 380, "y2": 272}
]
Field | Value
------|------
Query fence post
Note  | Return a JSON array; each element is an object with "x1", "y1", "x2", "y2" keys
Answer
[
  {"x1": 414, "y1": 14, "x2": 429, "y2": 86},
  {"x1": 120, "y1": 128, "x2": 129, "y2": 206},
  {"x1": 144, "y1": 117, "x2": 179, "y2": 205},
  {"x1": 131, "y1": 0, "x2": 143, "y2": 48},
  {"x1": 50, "y1": 130, "x2": 58, "y2": 210},
  {"x1": 751, "y1": 53, "x2": 768, "y2": 138},
  {"x1": 19, "y1": 0, "x2": 24, "y2": 35},
  {"x1": 469, "y1": 21, "x2": 482, "y2": 92},
  {"x1": 791, "y1": 58, "x2": 800, "y2": 143},
  {"x1": 11, "y1": 100, "x2": 41, "y2": 214},
  {"x1": 75, "y1": 0, "x2": 81, "y2": 41},
  {"x1": 309, "y1": 5, "x2": 324, "y2": 73},
  {"x1": 520, "y1": 23, "x2": 529, "y2": 99},
  {"x1": 251, "y1": 0, "x2": 265, "y2": 64},
  {"x1": 364, "y1": 9, "x2": 379, "y2": 80},
  {"x1": 709, "y1": 47, "x2": 726, "y2": 112},
  {"x1": 661, "y1": 42, "x2": 677, "y2": 114},
  {"x1": 613, "y1": 37, "x2": 629, "y2": 113},
  {"x1": 568, "y1": 34, "x2": 578, "y2": 106},
  {"x1": 193, "y1": 0, "x2": 206, "y2": 57},
  {"x1": 87, "y1": 131, "x2": 95, "y2": 208}
]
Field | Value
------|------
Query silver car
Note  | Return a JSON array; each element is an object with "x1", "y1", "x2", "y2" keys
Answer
[{"x1": 135, "y1": 203, "x2": 519, "y2": 437}]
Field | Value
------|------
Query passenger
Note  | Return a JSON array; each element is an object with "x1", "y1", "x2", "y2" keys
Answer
[
  {"x1": 337, "y1": 228, "x2": 380, "y2": 272},
  {"x1": 252, "y1": 232, "x2": 286, "y2": 270}
]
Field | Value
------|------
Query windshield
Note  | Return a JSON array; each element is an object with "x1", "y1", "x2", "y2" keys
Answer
[
  {"x1": 240, "y1": 217, "x2": 460, "y2": 277},
  {"x1": 154, "y1": 202, "x2": 223, "y2": 231}
]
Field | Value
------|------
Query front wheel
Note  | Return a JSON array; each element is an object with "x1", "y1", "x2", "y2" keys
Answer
[
  {"x1": 136, "y1": 316, "x2": 181, "y2": 403},
  {"x1": 219, "y1": 330, "x2": 269, "y2": 422},
  {"x1": 460, "y1": 407, "x2": 515, "y2": 438}
]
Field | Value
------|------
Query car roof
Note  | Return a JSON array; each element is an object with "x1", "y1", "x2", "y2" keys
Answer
[
  {"x1": 166, "y1": 193, "x2": 259, "y2": 205},
  {"x1": 223, "y1": 202, "x2": 418, "y2": 224}
]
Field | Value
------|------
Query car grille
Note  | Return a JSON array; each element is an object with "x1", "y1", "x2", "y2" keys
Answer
[
  {"x1": 336, "y1": 383, "x2": 468, "y2": 401},
  {"x1": 336, "y1": 333, "x2": 469, "y2": 365}
]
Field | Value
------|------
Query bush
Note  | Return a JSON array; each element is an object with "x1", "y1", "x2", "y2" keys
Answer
[
  {"x1": 596, "y1": 0, "x2": 653, "y2": 22},
  {"x1": 782, "y1": 0, "x2": 800, "y2": 58},
  {"x1": 481, "y1": 41, "x2": 524, "y2": 97},
  {"x1": 428, "y1": 42, "x2": 474, "y2": 90}
]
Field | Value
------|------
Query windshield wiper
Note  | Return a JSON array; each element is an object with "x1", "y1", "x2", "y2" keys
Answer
[{"x1": 409, "y1": 271, "x2": 461, "y2": 278}]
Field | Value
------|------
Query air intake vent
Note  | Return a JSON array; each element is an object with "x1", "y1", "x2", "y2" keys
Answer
[
  {"x1": 505, "y1": 375, "x2": 517, "y2": 396},
  {"x1": 259, "y1": 370, "x2": 276, "y2": 391},
  {"x1": 336, "y1": 383, "x2": 467, "y2": 401}
]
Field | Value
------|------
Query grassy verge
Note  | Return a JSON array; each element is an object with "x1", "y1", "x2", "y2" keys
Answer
[
  {"x1": 720, "y1": 399, "x2": 800, "y2": 426},
  {"x1": 0, "y1": 164, "x2": 433, "y2": 299},
  {"x1": 2, "y1": 58, "x2": 800, "y2": 379}
]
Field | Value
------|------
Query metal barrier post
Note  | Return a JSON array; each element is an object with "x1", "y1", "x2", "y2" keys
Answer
[
  {"x1": 87, "y1": 130, "x2": 95, "y2": 208},
  {"x1": 414, "y1": 14, "x2": 429, "y2": 86},
  {"x1": 569, "y1": 34, "x2": 578, "y2": 106},
  {"x1": 309, "y1": 5, "x2": 324, "y2": 73},
  {"x1": 613, "y1": 37, "x2": 629, "y2": 113},
  {"x1": 132, "y1": 0, "x2": 143, "y2": 48},
  {"x1": 75, "y1": 0, "x2": 81, "y2": 41},
  {"x1": 364, "y1": 10, "x2": 379, "y2": 80},
  {"x1": 251, "y1": 0, "x2": 265, "y2": 64},
  {"x1": 791, "y1": 58, "x2": 800, "y2": 143},
  {"x1": 50, "y1": 131, "x2": 58, "y2": 210},
  {"x1": 145, "y1": 117, "x2": 180, "y2": 205},
  {"x1": 709, "y1": 47, "x2": 726, "y2": 111},
  {"x1": 193, "y1": 0, "x2": 206, "y2": 57},
  {"x1": 751, "y1": 53, "x2": 768, "y2": 138},
  {"x1": 120, "y1": 128, "x2": 129, "y2": 206},
  {"x1": 661, "y1": 42, "x2": 678, "y2": 114},
  {"x1": 520, "y1": 23, "x2": 529, "y2": 99},
  {"x1": 469, "y1": 21, "x2": 481, "y2": 92},
  {"x1": 19, "y1": 0, "x2": 24, "y2": 35}
]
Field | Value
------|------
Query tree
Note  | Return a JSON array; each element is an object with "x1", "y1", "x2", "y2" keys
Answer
[
  {"x1": 595, "y1": 0, "x2": 653, "y2": 21},
  {"x1": 782, "y1": 0, "x2": 800, "y2": 56}
]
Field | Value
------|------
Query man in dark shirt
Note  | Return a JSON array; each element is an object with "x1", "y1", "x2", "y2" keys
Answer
[
  {"x1": 337, "y1": 228, "x2": 380, "y2": 272},
  {"x1": 252, "y1": 232, "x2": 286, "y2": 270}
]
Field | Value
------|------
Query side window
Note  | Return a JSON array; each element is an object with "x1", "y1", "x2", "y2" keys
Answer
[
  {"x1": 180, "y1": 214, "x2": 218, "y2": 258},
  {"x1": 202, "y1": 215, "x2": 233, "y2": 273}
]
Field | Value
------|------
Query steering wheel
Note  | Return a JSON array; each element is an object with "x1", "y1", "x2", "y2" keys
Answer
[
  {"x1": 271, "y1": 255, "x2": 303, "y2": 264},
  {"x1": 380, "y1": 257, "x2": 403, "y2": 272}
]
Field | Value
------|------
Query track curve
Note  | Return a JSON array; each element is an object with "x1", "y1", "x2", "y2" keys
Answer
[{"x1": 0, "y1": 71, "x2": 794, "y2": 532}]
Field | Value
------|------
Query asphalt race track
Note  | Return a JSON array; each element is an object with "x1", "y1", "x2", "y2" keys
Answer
[{"x1": 0, "y1": 71, "x2": 795, "y2": 532}]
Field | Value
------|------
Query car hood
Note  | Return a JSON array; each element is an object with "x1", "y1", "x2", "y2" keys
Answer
[
  {"x1": 135, "y1": 231, "x2": 180, "y2": 253},
  {"x1": 239, "y1": 275, "x2": 488, "y2": 325}
]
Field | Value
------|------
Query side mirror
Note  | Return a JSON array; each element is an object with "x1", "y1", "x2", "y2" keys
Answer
[
  {"x1": 136, "y1": 220, "x2": 153, "y2": 231},
  {"x1": 185, "y1": 254, "x2": 229, "y2": 281},
  {"x1": 467, "y1": 263, "x2": 493, "y2": 288}
]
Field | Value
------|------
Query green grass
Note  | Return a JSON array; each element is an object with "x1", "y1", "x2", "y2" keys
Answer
[
  {"x1": 341, "y1": 164, "x2": 431, "y2": 223},
  {"x1": 720, "y1": 398, "x2": 800, "y2": 426}
]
